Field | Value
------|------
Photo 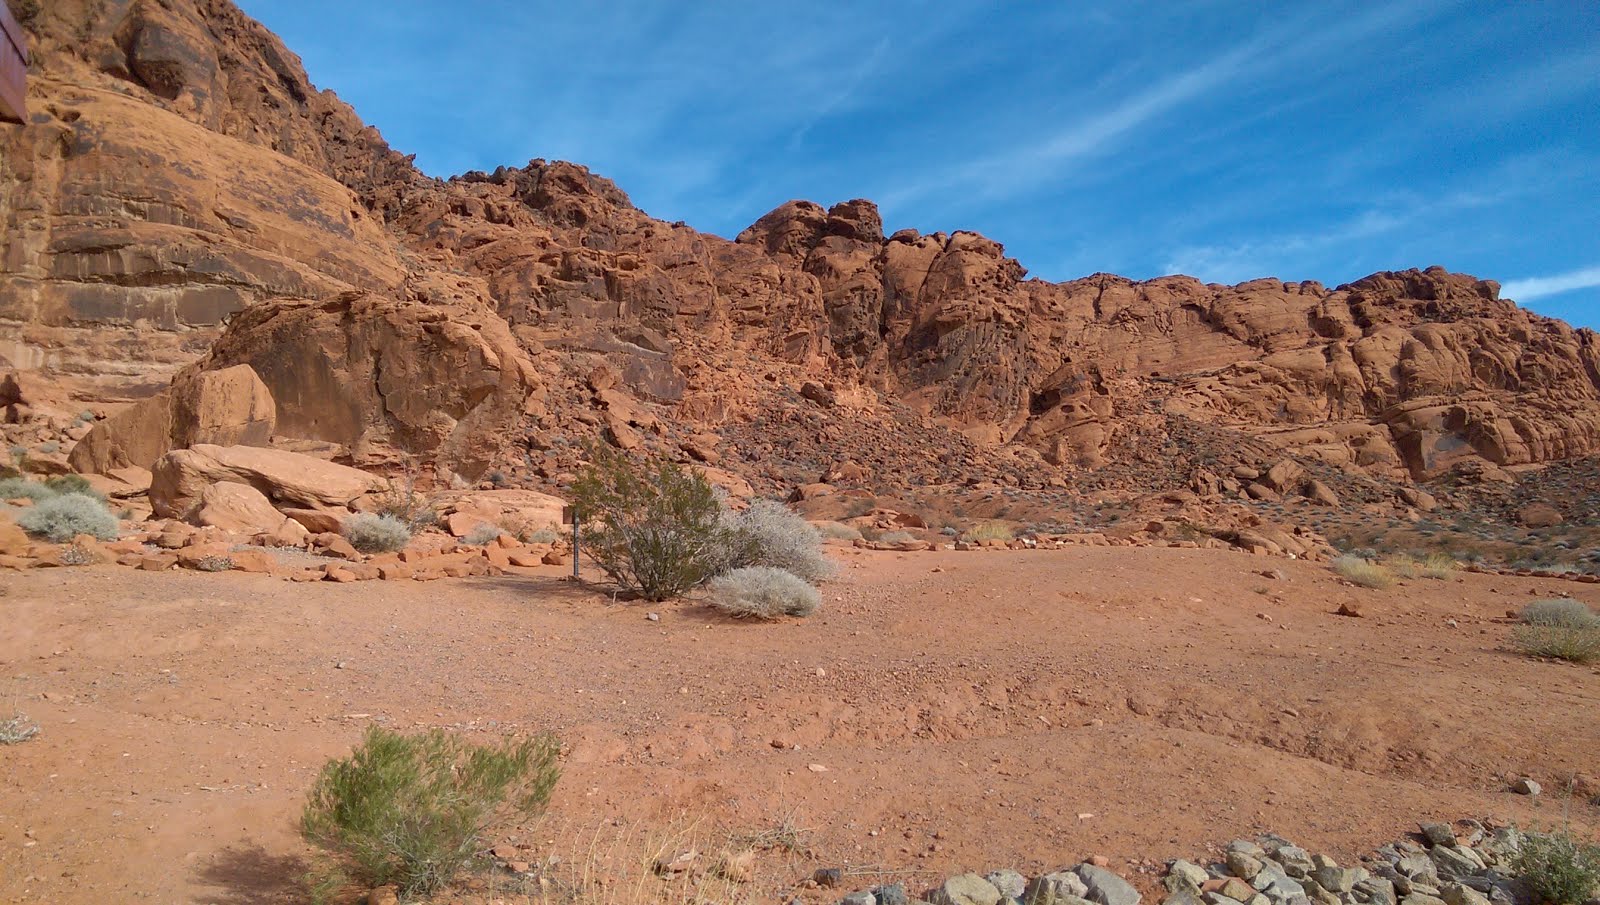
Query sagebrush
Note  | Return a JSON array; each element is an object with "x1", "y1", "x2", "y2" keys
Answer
[
  {"x1": 706, "y1": 566, "x2": 820, "y2": 619},
  {"x1": 17, "y1": 494, "x2": 119, "y2": 542},
  {"x1": 814, "y1": 521, "x2": 862, "y2": 542},
  {"x1": 722, "y1": 499, "x2": 834, "y2": 583},
  {"x1": 1514, "y1": 624, "x2": 1600, "y2": 664},
  {"x1": 571, "y1": 447, "x2": 727, "y2": 601},
  {"x1": 371, "y1": 474, "x2": 438, "y2": 531},
  {"x1": 0, "y1": 477, "x2": 57, "y2": 502},
  {"x1": 463, "y1": 522, "x2": 501, "y2": 546},
  {"x1": 302, "y1": 725, "x2": 560, "y2": 901},
  {"x1": 1521, "y1": 598, "x2": 1598, "y2": 629},
  {"x1": 1512, "y1": 829, "x2": 1600, "y2": 905},
  {"x1": 341, "y1": 513, "x2": 412, "y2": 553}
]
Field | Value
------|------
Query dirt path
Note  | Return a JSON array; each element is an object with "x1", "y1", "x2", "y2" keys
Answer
[{"x1": 2, "y1": 547, "x2": 1597, "y2": 903}]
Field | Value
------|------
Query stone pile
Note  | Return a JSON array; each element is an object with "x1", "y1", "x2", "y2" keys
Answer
[{"x1": 820, "y1": 820, "x2": 1588, "y2": 905}]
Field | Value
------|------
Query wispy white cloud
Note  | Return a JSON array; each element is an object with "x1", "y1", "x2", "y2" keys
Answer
[
  {"x1": 1162, "y1": 209, "x2": 1407, "y2": 283},
  {"x1": 1502, "y1": 266, "x2": 1600, "y2": 301},
  {"x1": 878, "y1": 1, "x2": 1443, "y2": 211}
]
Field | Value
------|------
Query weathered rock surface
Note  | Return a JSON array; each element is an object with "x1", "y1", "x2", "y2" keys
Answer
[
  {"x1": 8, "y1": 0, "x2": 1600, "y2": 497},
  {"x1": 150, "y1": 443, "x2": 383, "y2": 517},
  {"x1": 68, "y1": 364, "x2": 275, "y2": 473}
]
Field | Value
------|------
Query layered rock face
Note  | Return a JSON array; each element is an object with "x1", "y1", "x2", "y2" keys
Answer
[{"x1": 4, "y1": 0, "x2": 1599, "y2": 491}]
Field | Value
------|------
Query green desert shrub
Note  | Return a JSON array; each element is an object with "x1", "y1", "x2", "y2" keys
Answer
[
  {"x1": 1511, "y1": 829, "x2": 1600, "y2": 905},
  {"x1": 0, "y1": 476, "x2": 57, "y2": 503},
  {"x1": 17, "y1": 493, "x2": 118, "y2": 542},
  {"x1": 43, "y1": 474, "x2": 103, "y2": 499},
  {"x1": 302, "y1": 725, "x2": 560, "y2": 901},
  {"x1": 462, "y1": 522, "x2": 500, "y2": 546},
  {"x1": 1520, "y1": 598, "x2": 1598, "y2": 628},
  {"x1": 371, "y1": 475, "x2": 438, "y2": 531},
  {"x1": 571, "y1": 446, "x2": 727, "y2": 601},
  {"x1": 1334, "y1": 554, "x2": 1395, "y2": 589},
  {"x1": 706, "y1": 566, "x2": 820, "y2": 619},
  {"x1": 722, "y1": 499, "x2": 834, "y2": 583},
  {"x1": 341, "y1": 513, "x2": 412, "y2": 554}
]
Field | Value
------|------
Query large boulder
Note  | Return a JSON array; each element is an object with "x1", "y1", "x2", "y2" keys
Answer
[
  {"x1": 150, "y1": 444, "x2": 383, "y2": 517},
  {"x1": 189, "y1": 481, "x2": 302, "y2": 537},
  {"x1": 186, "y1": 293, "x2": 534, "y2": 475},
  {"x1": 68, "y1": 364, "x2": 277, "y2": 473}
]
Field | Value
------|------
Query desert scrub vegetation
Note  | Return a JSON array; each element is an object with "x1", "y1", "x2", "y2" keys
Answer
[
  {"x1": 371, "y1": 473, "x2": 438, "y2": 530},
  {"x1": 706, "y1": 566, "x2": 821, "y2": 619},
  {"x1": 301, "y1": 725, "x2": 559, "y2": 901},
  {"x1": 0, "y1": 711, "x2": 40, "y2": 745},
  {"x1": 463, "y1": 522, "x2": 501, "y2": 545},
  {"x1": 1333, "y1": 554, "x2": 1395, "y2": 589},
  {"x1": 0, "y1": 476, "x2": 60, "y2": 503},
  {"x1": 1511, "y1": 829, "x2": 1600, "y2": 905},
  {"x1": 1513, "y1": 598, "x2": 1600, "y2": 663},
  {"x1": 814, "y1": 520, "x2": 862, "y2": 542},
  {"x1": 961, "y1": 520, "x2": 1015, "y2": 543},
  {"x1": 571, "y1": 446, "x2": 728, "y2": 601},
  {"x1": 17, "y1": 493, "x2": 119, "y2": 542},
  {"x1": 1520, "y1": 598, "x2": 1598, "y2": 628},
  {"x1": 722, "y1": 499, "x2": 835, "y2": 583},
  {"x1": 341, "y1": 512, "x2": 412, "y2": 554},
  {"x1": 1388, "y1": 552, "x2": 1457, "y2": 579}
]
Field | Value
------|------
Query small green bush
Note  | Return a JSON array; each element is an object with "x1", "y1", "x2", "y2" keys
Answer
[
  {"x1": 722, "y1": 499, "x2": 834, "y2": 583},
  {"x1": 302, "y1": 725, "x2": 560, "y2": 900},
  {"x1": 0, "y1": 477, "x2": 56, "y2": 502},
  {"x1": 1511, "y1": 829, "x2": 1600, "y2": 905},
  {"x1": 341, "y1": 513, "x2": 412, "y2": 554},
  {"x1": 17, "y1": 494, "x2": 119, "y2": 542},
  {"x1": 463, "y1": 522, "x2": 500, "y2": 546},
  {"x1": 1521, "y1": 598, "x2": 1598, "y2": 629},
  {"x1": 1514, "y1": 624, "x2": 1600, "y2": 664},
  {"x1": 706, "y1": 566, "x2": 820, "y2": 619},
  {"x1": 44, "y1": 474, "x2": 103, "y2": 499},
  {"x1": 371, "y1": 475, "x2": 438, "y2": 531},
  {"x1": 571, "y1": 446, "x2": 727, "y2": 601},
  {"x1": 1334, "y1": 554, "x2": 1395, "y2": 589}
]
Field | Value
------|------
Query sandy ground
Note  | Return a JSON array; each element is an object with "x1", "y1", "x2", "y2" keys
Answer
[{"x1": 2, "y1": 546, "x2": 1597, "y2": 904}]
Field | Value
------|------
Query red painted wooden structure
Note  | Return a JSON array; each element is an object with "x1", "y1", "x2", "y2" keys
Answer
[{"x1": 0, "y1": 0, "x2": 28, "y2": 122}]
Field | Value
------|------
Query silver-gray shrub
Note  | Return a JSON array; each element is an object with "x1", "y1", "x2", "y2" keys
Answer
[
  {"x1": 341, "y1": 513, "x2": 412, "y2": 553},
  {"x1": 17, "y1": 494, "x2": 119, "y2": 542},
  {"x1": 1521, "y1": 598, "x2": 1597, "y2": 628},
  {"x1": 723, "y1": 499, "x2": 834, "y2": 583},
  {"x1": 707, "y1": 566, "x2": 820, "y2": 619}
]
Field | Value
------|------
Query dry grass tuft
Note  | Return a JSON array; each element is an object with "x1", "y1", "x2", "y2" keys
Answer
[{"x1": 1334, "y1": 555, "x2": 1395, "y2": 589}]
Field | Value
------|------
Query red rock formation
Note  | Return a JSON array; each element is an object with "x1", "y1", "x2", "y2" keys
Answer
[{"x1": 5, "y1": 0, "x2": 1600, "y2": 495}]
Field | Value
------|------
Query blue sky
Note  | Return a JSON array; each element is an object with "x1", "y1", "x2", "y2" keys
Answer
[{"x1": 240, "y1": 1, "x2": 1600, "y2": 328}]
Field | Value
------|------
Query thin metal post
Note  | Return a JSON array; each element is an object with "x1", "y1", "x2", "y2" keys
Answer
[{"x1": 571, "y1": 510, "x2": 581, "y2": 580}]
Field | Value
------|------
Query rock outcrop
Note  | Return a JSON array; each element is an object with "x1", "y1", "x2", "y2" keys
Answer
[
  {"x1": 149, "y1": 443, "x2": 384, "y2": 517},
  {"x1": 5, "y1": 0, "x2": 1600, "y2": 500}
]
